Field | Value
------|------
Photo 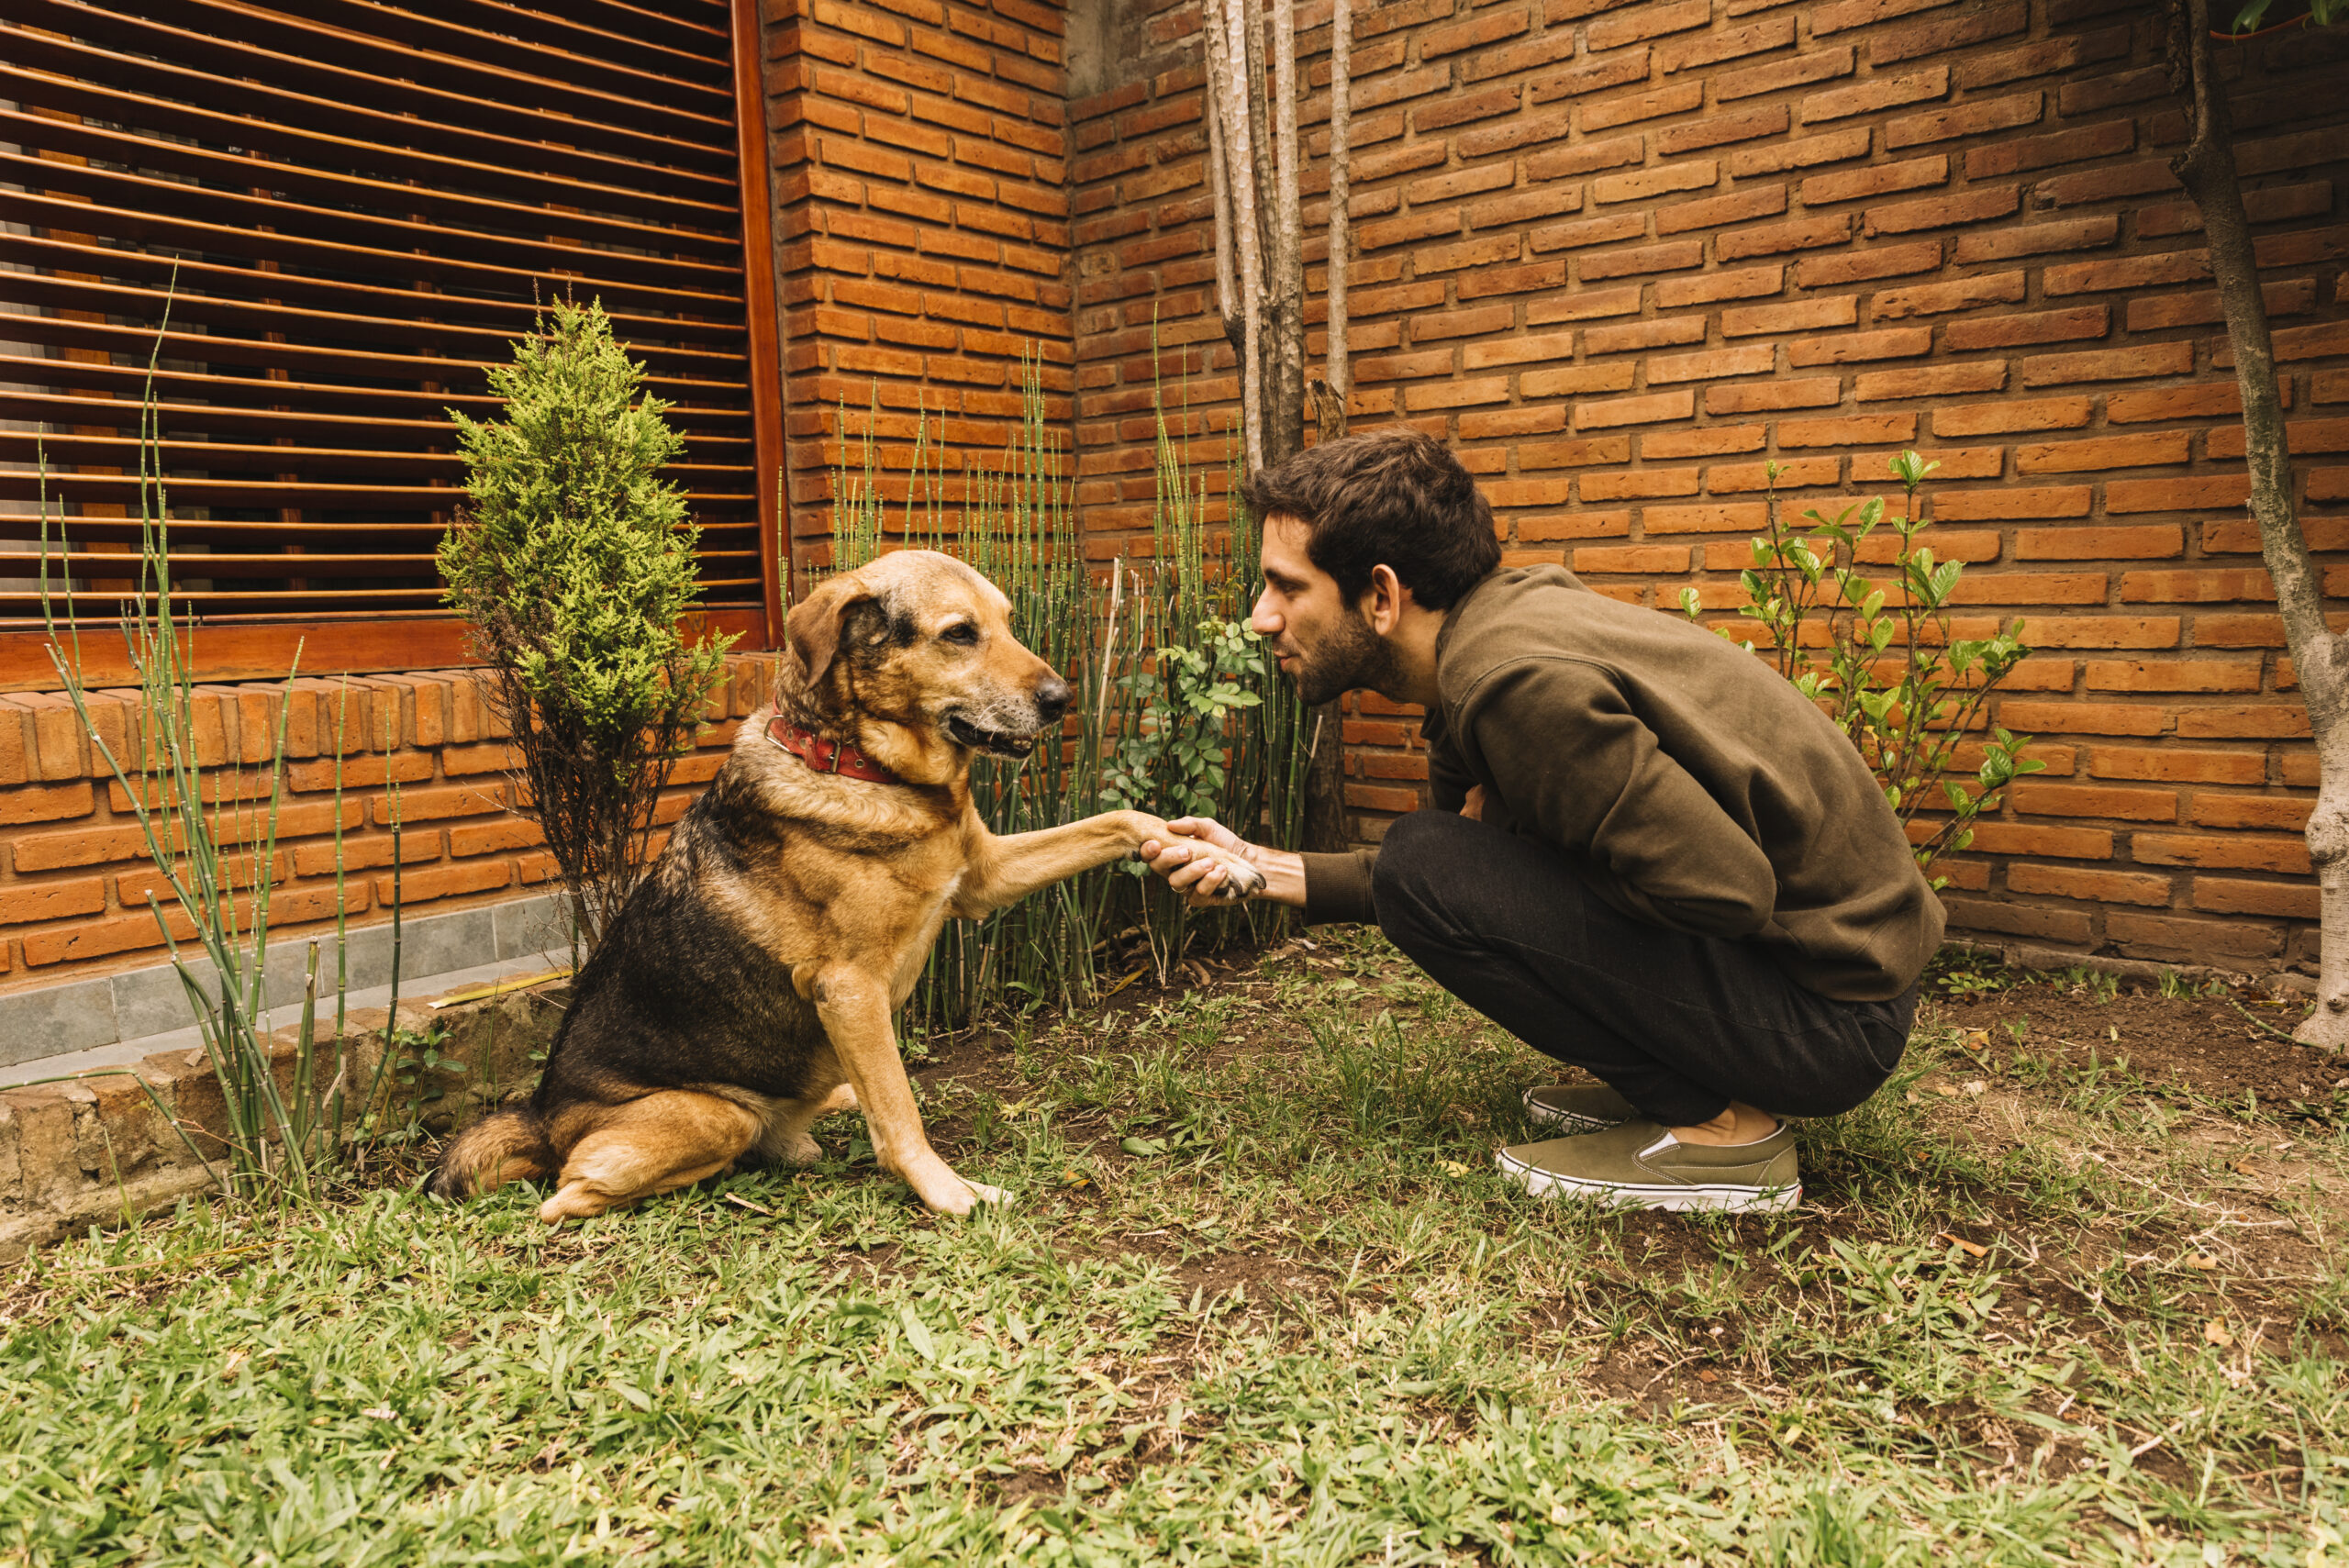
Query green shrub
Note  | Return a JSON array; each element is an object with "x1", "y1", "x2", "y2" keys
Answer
[
  {"x1": 439, "y1": 299, "x2": 733, "y2": 951},
  {"x1": 1682, "y1": 450, "x2": 2041, "y2": 887}
]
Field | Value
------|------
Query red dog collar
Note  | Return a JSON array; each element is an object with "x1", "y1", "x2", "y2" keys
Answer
[{"x1": 765, "y1": 716, "x2": 901, "y2": 784}]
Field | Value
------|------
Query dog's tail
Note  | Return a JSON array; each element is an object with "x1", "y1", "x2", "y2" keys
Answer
[{"x1": 426, "y1": 1106, "x2": 555, "y2": 1202}]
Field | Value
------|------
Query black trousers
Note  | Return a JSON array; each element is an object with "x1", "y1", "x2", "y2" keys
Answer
[{"x1": 1370, "y1": 810, "x2": 1916, "y2": 1128}]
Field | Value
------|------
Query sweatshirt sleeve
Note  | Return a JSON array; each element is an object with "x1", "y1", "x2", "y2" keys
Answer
[
  {"x1": 1460, "y1": 657, "x2": 1778, "y2": 940},
  {"x1": 1298, "y1": 849, "x2": 1378, "y2": 926}
]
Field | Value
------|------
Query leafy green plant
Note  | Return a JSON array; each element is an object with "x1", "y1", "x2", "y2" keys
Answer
[
  {"x1": 35, "y1": 347, "x2": 389, "y2": 1206},
  {"x1": 1682, "y1": 451, "x2": 2042, "y2": 886},
  {"x1": 439, "y1": 297, "x2": 733, "y2": 952}
]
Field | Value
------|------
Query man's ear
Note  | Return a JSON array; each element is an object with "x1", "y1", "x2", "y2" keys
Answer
[
  {"x1": 786, "y1": 575, "x2": 874, "y2": 688},
  {"x1": 1364, "y1": 563, "x2": 1411, "y2": 636}
]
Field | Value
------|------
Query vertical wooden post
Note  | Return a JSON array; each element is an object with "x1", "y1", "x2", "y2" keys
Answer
[{"x1": 731, "y1": 0, "x2": 788, "y2": 647}]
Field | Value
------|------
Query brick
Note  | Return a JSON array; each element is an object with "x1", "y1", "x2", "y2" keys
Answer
[
  {"x1": 1722, "y1": 296, "x2": 1858, "y2": 337},
  {"x1": 1579, "y1": 240, "x2": 1704, "y2": 279},
  {"x1": 2044, "y1": 250, "x2": 2210, "y2": 296},
  {"x1": 1574, "y1": 390, "x2": 1696, "y2": 429},
  {"x1": 0, "y1": 877, "x2": 107, "y2": 928},
  {"x1": 1934, "y1": 397, "x2": 2092, "y2": 437},
  {"x1": 1649, "y1": 345, "x2": 1778, "y2": 384},
  {"x1": 1786, "y1": 328, "x2": 1932, "y2": 366},
  {"x1": 1529, "y1": 212, "x2": 1647, "y2": 252},
  {"x1": 1726, "y1": 127, "x2": 1874, "y2": 179},
  {"x1": 371, "y1": 855, "x2": 513, "y2": 906},
  {"x1": 1580, "y1": 83, "x2": 1705, "y2": 131},
  {"x1": 1587, "y1": 0, "x2": 1710, "y2": 50},
  {"x1": 1573, "y1": 545, "x2": 1692, "y2": 573},
  {"x1": 0, "y1": 782, "x2": 95, "y2": 828},
  {"x1": 1965, "y1": 119, "x2": 2135, "y2": 180},
  {"x1": 2190, "y1": 795, "x2": 2311, "y2": 831},
  {"x1": 1862, "y1": 184, "x2": 2018, "y2": 237},
  {"x1": 2107, "y1": 475, "x2": 2253, "y2": 514},
  {"x1": 1873, "y1": 271, "x2": 2026, "y2": 319},
  {"x1": 1884, "y1": 91, "x2": 2041, "y2": 150},
  {"x1": 1414, "y1": 84, "x2": 1525, "y2": 134},
  {"x1": 1776, "y1": 414, "x2": 1916, "y2": 447},
  {"x1": 1706, "y1": 377, "x2": 1842, "y2": 413},
  {"x1": 1517, "y1": 436, "x2": 1634, "y2": 468},
  {"x1": 1523, "y1": 283, "x2": 1642, "y2": 320},
  {"x1": 2010, "y1": 779, "x2": 2170, "y2": 821},
  {"x1": 1585, "y1": 317, "x2": 1709, "y2": 355},
  {"x1": 1809, "y1": 0, "x2": 1959, "y2": 33},
  {"x1": 1418, "y1": 5, "x2": 1531, "y2": 58},
  {"x1": 1709, "y1": 456, "x2": 1842, "y2": 491},
  {"x1": 1654, "y1": 186, "x2": 1790, "y2": 235},
  {"x1": 1943, "y1": 306, "x2": 2110, "y2": 351},
  {"x1": 2135, "y1": 834, "x2": 2311, "y2": 874},
  {"x1": 1998, "y1": 702, "x2": 2168, "y2": 737},
  {"x1": 1801, "y1": 67, "x2": 1950, "y2": 125},
  {"x1": 2105, "y1": 910, "x2": 2283, "y2": 962},
  {"x1": 1643, "y1": 502, "x2": 1770, "y2": 534},
  {"x1": 1939, "y1": 896, "x2": 2094, "y2": 945},
  {"x1": 1873, "y1": 1, "x2": 2028, "y2": 62},
  {"x1": 2082, "y1": 659, "x2": 2259, "y2": 693},
  {"x1": 2021, "y1": 617, "x2": 2179, "y2": 649},
  {"x1": 1954, "y1": 214, "x2": 2119, "y2": 264},
  {"x1": 1591, "y1": 161, "x2": 1720, "y2": 205},
  {"x1": 1855, "y1": 362, "x2": 2005, "y2": 400},
  {"x1": 2013, "y1": 432, "x2": 2190, "y2": 474},
  {"x1": 1659, "y1": 104, "x2": 1792, "y2": 157},
  {"x1": 1405, "y1": 377, "x2": 1515, "y2": 411},
  {"x1": 1462, "y1": 328, "x2": 1578, "y2": 368},
  {"x1": 1718, "y1": 215, "x2": 1852, "y2": 261},
  {"x1": 1658, "y1": 17, "x2": 1796, "y2": 72},
  {"x1": 2087, "y1": 746, "x2": 2266, "y2": 784},
  {"x1": 1644, "y1": 425, "x2": 1769, "y2": 458},
  {"x1": 2015, "y1": 525, "x2": 2182, "y2": 560},
  {"x1": 1713, "y1": 47, "x2": 1856, "y2": 103},
  {"x1": 1654, "y1": 265, "x2": 1785, "y2": 307},
  {"x1": 1520, "y1": 364, "x2": 1639, "y2": 396},
  {"x1": 1800, "y1": 155, "x2": 1949, "y2": 207},
  {"x1": 1524, "y1": 135, "x2": 1649, "y2": 180},
  {"x1": 1962, "y1": 821, "x2": 2113, "y2": 859},
  {"x1": 2176, "y1": 706, "x2": 2311, "y2": 740},
  {"x1": 2192, "y1": 878, "x2": 2317, "y2": 920},
  {"x1": 2019, "y1": 344, "x2": 2195, "y2": 388},
  {"x1": 2004, "y1": 863, "x2": 2172, "y2": 905}
]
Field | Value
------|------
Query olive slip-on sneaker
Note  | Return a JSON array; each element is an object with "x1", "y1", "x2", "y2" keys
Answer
[
  {"x1": 1520, "y1": 1083, "x2": 1639, "y2": 1133},
  {"x1": 1495, "y1": 1120, "x2": 1802, "y2": 1214}
]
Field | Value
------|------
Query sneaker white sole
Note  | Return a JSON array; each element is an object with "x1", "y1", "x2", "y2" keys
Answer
[{"x1": 1495, "y1": 1149, "x2": 1801, "y2": 1214}]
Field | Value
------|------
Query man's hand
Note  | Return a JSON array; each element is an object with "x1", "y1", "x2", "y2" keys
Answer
[
  {"x1": 1461, "y1": 784, "x2": 1486, "y2": 822},
  {"x1": 1139, "y1": 816, "x2": 1261, "y2": 906}
]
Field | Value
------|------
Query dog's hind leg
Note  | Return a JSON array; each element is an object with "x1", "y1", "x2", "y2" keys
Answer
[
  {"x1": 540, "y1": 1092, "x2": 762, "y2": 1223},
  {"x1": 759, "y1": 1077, "x2": 858, "y2": 1168}
]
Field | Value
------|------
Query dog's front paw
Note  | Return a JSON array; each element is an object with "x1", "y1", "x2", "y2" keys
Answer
[{"x1": 1207, "y1": 851, "x2": 1267, "y2": 900}]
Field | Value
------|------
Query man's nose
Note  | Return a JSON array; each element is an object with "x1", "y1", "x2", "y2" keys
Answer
[
  {"x1": 1033, "y1": 675, "x2": 1073, "y2": 723},
  {"x1": 1250, "y1": 591, "x2": 1280, "y2": 636}
]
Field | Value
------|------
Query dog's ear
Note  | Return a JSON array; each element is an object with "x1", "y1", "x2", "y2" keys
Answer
[{"x1": 786, "y1": 575, "x2": 874, "y2": 689}]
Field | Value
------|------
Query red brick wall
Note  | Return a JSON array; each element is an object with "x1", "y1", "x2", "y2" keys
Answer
[
  {"x1": 0, "y1": 657, "x2": 784, "y2": 992},
  {"x1": 1068, "y1": 0, "x2": 2349, "y2": 974},
  {"x1": 759, "y1": 0, "x2": 1078, "y2": 568}
]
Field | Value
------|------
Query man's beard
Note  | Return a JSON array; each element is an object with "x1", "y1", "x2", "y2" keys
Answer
[{"x1": 1286, "y1": 607, "x2": 1399, "y2": 707}]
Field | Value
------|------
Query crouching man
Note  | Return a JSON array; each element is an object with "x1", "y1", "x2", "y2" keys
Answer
[{"x1": 1142, "y1": 428, "x2": 1941, "y2": 1213}]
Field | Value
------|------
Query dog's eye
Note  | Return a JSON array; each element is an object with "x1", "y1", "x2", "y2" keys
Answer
[{"x1": 940, "y1": 623, "x2": 980, "y2": 646}]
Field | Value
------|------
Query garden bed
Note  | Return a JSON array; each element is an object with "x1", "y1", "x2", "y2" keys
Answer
[{"x1": 3, "y1": 936, "x2": 2343, "y2": 1564}]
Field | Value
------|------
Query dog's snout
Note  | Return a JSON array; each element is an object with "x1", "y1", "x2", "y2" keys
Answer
[{"x1": 1033, "y1": 676, "x2": 1073, "y2": 724}]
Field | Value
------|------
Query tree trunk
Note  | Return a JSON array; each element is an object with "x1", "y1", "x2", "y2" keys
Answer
[
  {"x1": 2168, "y1": 0, "x2": 2349, "y2": 1047},
  {"x1": 1319, "y1": 0, "x2": 1351, "y2": 440},
  {"x1": 1265, "y1": 0, "x2": 1305, "y2": 469},
  {"x1": 1206, "y1": 0, "x2": 1264, "y2": 473}
]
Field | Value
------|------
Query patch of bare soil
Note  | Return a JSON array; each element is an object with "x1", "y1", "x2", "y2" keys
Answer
[{"x1": 1939, "y1": 981, "x2": 2345, "y2": 1113}]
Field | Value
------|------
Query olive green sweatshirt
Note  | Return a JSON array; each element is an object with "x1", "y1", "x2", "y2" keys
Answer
[{"x1": 1299, "y1": 565, "x2": 1943, "y2": 1002}]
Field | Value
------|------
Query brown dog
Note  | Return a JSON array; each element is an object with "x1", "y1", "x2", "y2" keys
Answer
[{"x1": 426, "y1": 550, "x2": 1265, "y2": 1219}]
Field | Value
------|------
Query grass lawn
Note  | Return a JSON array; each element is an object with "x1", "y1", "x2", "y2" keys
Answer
[{"x1": 4, "y1": 929, "x2": 2345, "y2": 1565}]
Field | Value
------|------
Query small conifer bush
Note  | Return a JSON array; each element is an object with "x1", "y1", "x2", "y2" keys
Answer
[{"x1": 440, "y1": 298, "x2": 733, "y2": 951}]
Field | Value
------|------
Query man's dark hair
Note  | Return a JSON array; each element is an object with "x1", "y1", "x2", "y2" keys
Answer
[{"x1": 1242, "y1": 427, "x2": 1501, "y2": 611}]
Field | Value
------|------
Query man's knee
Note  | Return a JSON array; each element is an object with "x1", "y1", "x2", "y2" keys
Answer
[{"x1": 1370, "y1": 809, "x2": 1479, "y2": 940}]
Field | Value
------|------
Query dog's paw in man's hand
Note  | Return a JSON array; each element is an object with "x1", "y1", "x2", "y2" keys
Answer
[{"x1": 1139, "y1": 816, "x2": 1269, "y2": 903}]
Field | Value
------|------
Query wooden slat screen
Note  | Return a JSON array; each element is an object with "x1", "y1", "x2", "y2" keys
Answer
[{"x1": 0, "y1": 0, "x2": 776, "y2": 675}]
